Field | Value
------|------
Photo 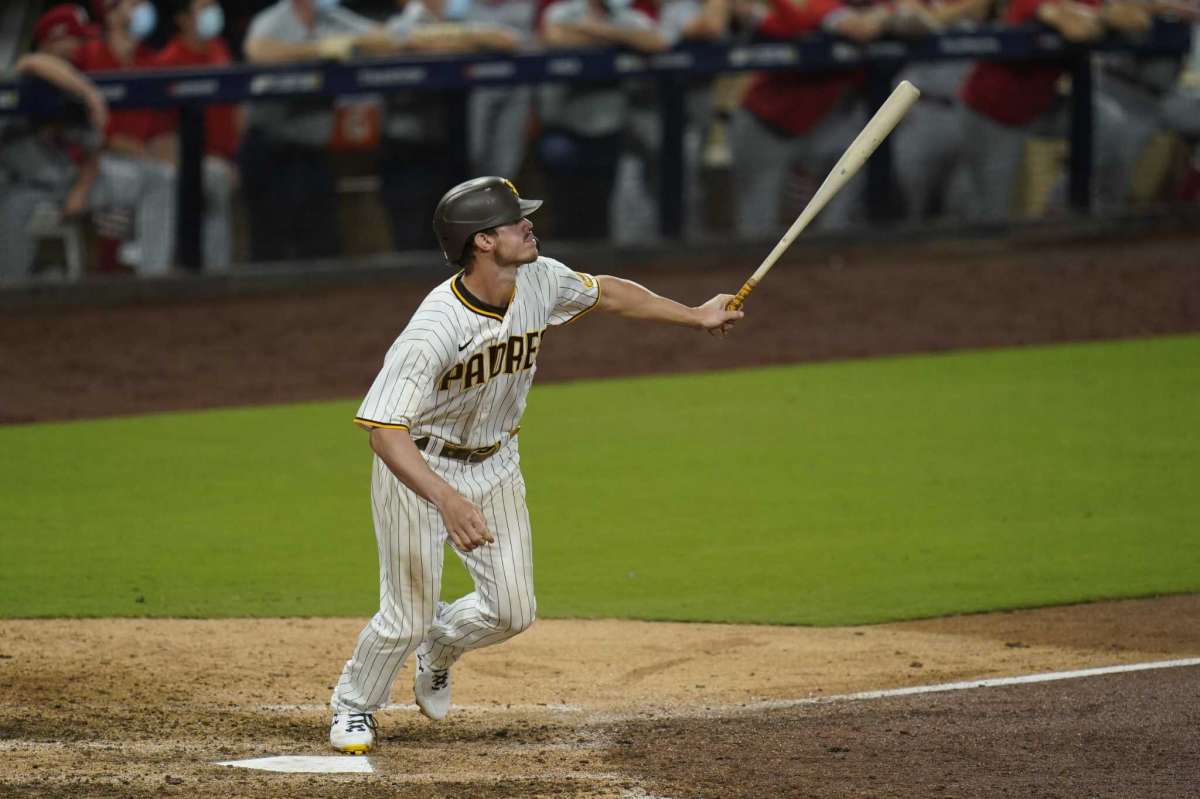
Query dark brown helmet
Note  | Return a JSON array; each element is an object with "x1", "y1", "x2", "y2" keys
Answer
[{"x1": 432, "y1": 176, "x2": 543, "y2": 266}]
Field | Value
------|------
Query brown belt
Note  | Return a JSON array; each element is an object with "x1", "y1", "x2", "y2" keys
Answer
[{"x1": 413, "y1": 429, "x2": 518, "y2": 464}]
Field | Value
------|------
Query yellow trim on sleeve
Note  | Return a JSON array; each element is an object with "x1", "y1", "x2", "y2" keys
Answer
[
  {"x1": 353, "y1": 417, "x2": 410, "y2": 430},
  {"x1": 560, "y1": 273, "x2": 602, "y2": 326}
]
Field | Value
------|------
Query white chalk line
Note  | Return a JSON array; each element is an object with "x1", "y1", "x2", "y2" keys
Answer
[
  {"x1": 248, "y1": 657, "x2": 1200, "y2": 720},
  {"x1": 737, "y1": 656, "x2": 1200, "y2": 714},
  {"x1": 255, "y1": 701, "x2": 584, "y2": 714}
]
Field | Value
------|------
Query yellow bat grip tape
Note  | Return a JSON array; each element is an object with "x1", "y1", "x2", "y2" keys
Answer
[{"x1": 726, "y1": 281, "x2": 755, "y2": 312}]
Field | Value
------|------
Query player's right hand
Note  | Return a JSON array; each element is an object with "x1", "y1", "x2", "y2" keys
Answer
[
  {"x1": 438, "y1": 493, "x2": 494, "y2": 551},
  {"x1": 696, "y1": 293, "x2": 745, "y2": 337}
]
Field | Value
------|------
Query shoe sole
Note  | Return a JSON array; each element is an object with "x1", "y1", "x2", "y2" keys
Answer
[
  {"x1": 333, "y1": 743, "x2": 371, "y2": 755},
  {"x1": 415, "y1": 700, "x2": 447, "y2": 722}
]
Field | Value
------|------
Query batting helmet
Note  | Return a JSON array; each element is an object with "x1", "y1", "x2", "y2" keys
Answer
[{"x1": 432, "y1": 177, "x2": 542, "y2": 266}]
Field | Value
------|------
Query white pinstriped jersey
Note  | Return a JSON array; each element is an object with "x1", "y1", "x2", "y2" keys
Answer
[{"x1": 354, "y1": 257, "x2": 601, "y2": 449}]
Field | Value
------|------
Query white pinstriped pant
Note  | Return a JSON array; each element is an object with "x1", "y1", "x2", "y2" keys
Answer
[{"x1": 330, "y1": 440, "x2": 536, "y2": 714}]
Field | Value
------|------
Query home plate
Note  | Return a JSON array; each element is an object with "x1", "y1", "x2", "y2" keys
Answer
[{"x1": 216, "y1": 756, "x2": 373, "y2": 774}]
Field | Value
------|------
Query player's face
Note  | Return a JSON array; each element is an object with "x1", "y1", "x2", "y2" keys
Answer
[
  {"x1": 491, "y1": 218, "x2": 538, "y2": 267},
  {"x1": 43, "y1": 35, "x2": 83, "y2": 62}
]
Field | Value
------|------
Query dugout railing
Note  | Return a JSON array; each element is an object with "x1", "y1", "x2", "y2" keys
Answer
[{"x1": 0, "y1": 20, "x2": 1192, "y2": 270}]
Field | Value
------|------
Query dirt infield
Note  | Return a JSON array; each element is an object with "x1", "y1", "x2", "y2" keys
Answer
[
  {"x1": 1, "y1": 597, "x2": 1198, "y2": 798},
  {"x1": 2, "y1": 230, "x2": 1198, "y2": 796}
]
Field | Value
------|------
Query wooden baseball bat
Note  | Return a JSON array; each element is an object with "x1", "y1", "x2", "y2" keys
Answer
[{"x1": 725, "y1": 80, "x2": 922, "y2": 311}]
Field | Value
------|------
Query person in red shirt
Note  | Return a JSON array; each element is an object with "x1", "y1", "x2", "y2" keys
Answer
[
  {"x1": 31, "y1": 3, "x2": 101, "y2": 67},
  {"x1": 148, "y1": 0, "x2": 239, "y2": 271},
  {"x1": 76, "y1": 0, "x2": 180, "y2": 274},
  {"x1": 1, "y1": 5, "x2": 106, "y2": 280},
  {"x1": 887, "y1": 0, "x2": 991, "y2": 223},
  {"x1": 153, "y1": 0, "x2": 240, "y2": 161},
  {"x1": 729, "y1": 0, "x2": 893, "y2": 237},
  {"x1": 958, "y1": 0, "x2": 1148, "y2": 220},
  {"x1": 77, "y1": 0, "x2": 170, "y2": 156},
  {"x1": 1, "y1": 4, "x2": 175, "y2": 280}
]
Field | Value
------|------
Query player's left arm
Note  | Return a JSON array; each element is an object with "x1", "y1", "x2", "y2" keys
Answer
[
  {"x1": 1099, "y1": 0, "x2": 1153, "y2": 34},
  {"x1": 594, "y1": 275, "x2": 745, "y2": 337},
  {"x1": 15, "y1": 52, "x2": 108, "y2": 132}
]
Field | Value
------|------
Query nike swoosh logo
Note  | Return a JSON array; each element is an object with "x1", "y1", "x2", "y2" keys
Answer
[{"x1": 458, "y1": 338, "x2": 473, "y2": 351}]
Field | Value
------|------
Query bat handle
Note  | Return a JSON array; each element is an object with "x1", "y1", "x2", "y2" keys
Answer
[{"x1": 726, "y1": 281, "x2": 755, "y2": 312}]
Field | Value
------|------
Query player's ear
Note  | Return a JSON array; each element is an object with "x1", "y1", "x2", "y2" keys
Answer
[{"x1": 473, "y1": 229, "x2": 495, "y2": 253}]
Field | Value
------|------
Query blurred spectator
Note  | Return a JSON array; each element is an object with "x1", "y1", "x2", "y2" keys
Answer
[
  {"x1": 888, "y1": 0, "x2": 991, "y2": 222},
  {"x1": 957, "y1": 0, "x2": 1133, "y2": 220},
  {"x1": 539, "y1": 0, "x2": 668, "y2": 240},
  {"x1": 466, "y1": 0, "x2": 538, "y2": 177},
  {"x1": 79, "y1": 1, "x2": 168, "y2": 159},
  {"x1": 1160, "y1": 3, "x2": 1200, "y2": 140},
  {"x1": 147, "y1": 0, "x2": 240, "y2": 271},
  {"x1": 1098, "y1": 0, "x2": 1200, "y2": 204},
  {"x1": 240, "y1": 0, "x2": 396, "y2": 261},
  {"x1": 730, "y1": 0, "x2": 891, "y2": 237},
  {"x1": 610, "y1": 0, "x2": 733, "y2": 244},
  {"x1": 33, "y1": 3, "x2": 101, "y2": 64},
  {"x1": 77, "y1": 0, "x2": 184, "y2": 273},
  {"x1": 378, "y1": 0, "x2": 520, "y2": 250},
  {"x1": 699, "y1": 0, "x2": 765, "y2": 174},
  {"x1": 153, "y1": 2, "x2": 240, "y2": 163},
  {"x1": 1, "y1": 6, "x2": 175, "y2": 281}
]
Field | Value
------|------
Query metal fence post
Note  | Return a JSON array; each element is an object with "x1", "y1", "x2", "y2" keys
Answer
[
  {"x1": 177, "y1": 104, "x2": 204, "y2": 271},
  {"x1": 450, "y1": 89, "x2": 471, "y2": 186},
  {"x1": 1068, "y1": 54, "x2": 1094, "y2": 213},
  {"x1": 865, "y1": 63, "x2": 901, "y2": 221},
  {"x1": 658, "y1": 73, "x2": 686, "y2": 239}
]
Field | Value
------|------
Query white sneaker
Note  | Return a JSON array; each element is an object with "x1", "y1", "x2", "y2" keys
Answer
[
  {"x1": 414, "y1": 644, "x2": 451, "y2": 721},
  {"x1": 329, "y1": 712, "x2": 376, "y2": 754}
]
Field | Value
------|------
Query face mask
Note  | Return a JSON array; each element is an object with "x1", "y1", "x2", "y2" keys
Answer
[
  {"x1": 314, "y1": 0, "x2": 341, "y2": 11},
  {"x1": 127, "y1": 1, "x2": 157, "y2": 40},
  {"x1": 195, "y1": 5, "x2": 224, "y2": 40},
  {"x1": 442, "y1": 0, "x2": 471, "y2": 20}
]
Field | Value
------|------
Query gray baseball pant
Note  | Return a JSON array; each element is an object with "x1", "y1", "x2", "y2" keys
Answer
[
  {"x1": 0, "y1": 186, "x2": 60, "y2": 282},
  {"x1": 893, "y1": 97, "x2": 966, "y2": 221},
  {"x1": 730, "y1": 104, "x2": 867, "y2": 237},
  {"x1": 609, "y1": 104, "x2": 708, "y2": 244},
  {"x1": 197, "y1": 155, "x2": 235, "y2": 272},
  {"x1": 960, "y1": 93, "x2": 1129, "y2": 222},
  {"x1": 0, "y1": 155, "x2": 176, "y2": 280},
  {"x1": 92, "y1": 154, "x2": 176, "y2": 275},
  {"x1": 469, "y1": 86, "x2": 533, "y2": 179}
]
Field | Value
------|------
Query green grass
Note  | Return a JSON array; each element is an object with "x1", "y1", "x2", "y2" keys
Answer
[{"x1": 2, "y1": 335, "x2": 1198, "y2": 624}]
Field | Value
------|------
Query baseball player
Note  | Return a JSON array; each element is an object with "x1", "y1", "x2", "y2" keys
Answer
[
  {"x1": 1096, "y1": 1, "x2": 1200, "y2": 205},
  {"x1": 0, "y1": 6, "x2": 180, "y2": 282},
  {"x1": 328, "y1": 175, "x2": 744, "y2": 754},
  {"x1": 241, "y1": 0, "x2": 397, "y2": 260},
  {"x1": 538, "y1": 0, "x2": 668, "y2": 240},
  {"x1": 611, "y1": 0, "x2": 734, "y2": 244},
  {"x1": 957, "y1": 0, "x2": 1145, "y2": 220},
  {"x1": 730, "y1": 0, "x2": 893, "y2": 237},
  {"x1": 888, "y1": 0, "x2": 991, "y2": 222},
  {"x1": 377, "y1": 0, "x2": 520, "y2": 251},
  {"x1": 466, "y1": 0, "x2": 539, "y2": 178}
]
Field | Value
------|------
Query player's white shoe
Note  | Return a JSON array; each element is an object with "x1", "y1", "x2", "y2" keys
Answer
[
  {"x1": 329, "y1": 712, "x2": 377, "y2": 755},
  {"x1": 414, "y1": 644, "x2": 452, "y2": 721}
]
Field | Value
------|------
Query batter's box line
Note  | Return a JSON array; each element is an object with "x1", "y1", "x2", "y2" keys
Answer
[
  {"x1": 733, "y1": 656, "x2": 1200, "y2": 715},
  {"x1": 236, "y1": 657, "x2": 1200, "y2": 722},
  {"x1": 253, "y1": 701, "x2": 585, "y2": 714}
]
